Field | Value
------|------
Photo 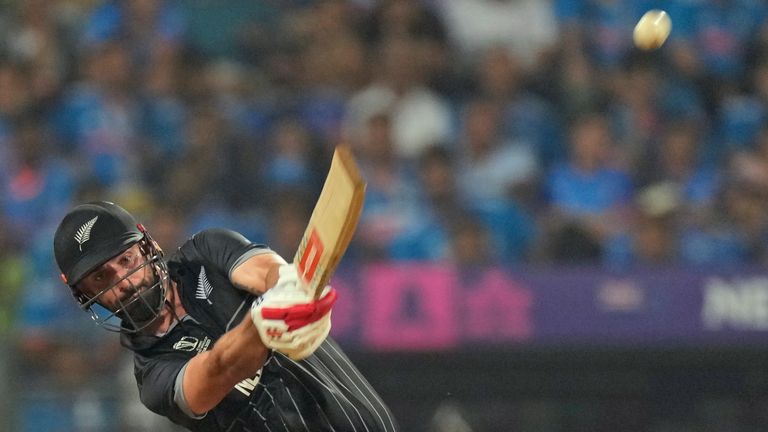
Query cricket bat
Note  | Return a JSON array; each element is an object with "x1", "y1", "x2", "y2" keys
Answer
[{"x1": 293, "y1": 146, "x2": 366, "y2": 299}]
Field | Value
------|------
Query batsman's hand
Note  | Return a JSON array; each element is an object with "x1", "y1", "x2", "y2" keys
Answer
[{"x1": 251, "y1": 264, "x2": 337, "y2": 360}]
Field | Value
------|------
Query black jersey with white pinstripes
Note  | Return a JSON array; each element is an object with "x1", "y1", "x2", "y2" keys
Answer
[{"x1": 121, "y1": 228, "x2": 398, "y2": 432}]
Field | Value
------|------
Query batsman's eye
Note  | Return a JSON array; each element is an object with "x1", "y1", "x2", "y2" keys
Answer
[{"x1": 120, "y1": 253, "x2": 136, "y2": 268}]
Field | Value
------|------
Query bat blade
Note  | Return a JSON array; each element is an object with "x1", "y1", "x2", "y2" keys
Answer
[{"x1": 293, "y1": 146, "x2": 366, "y2": 299}]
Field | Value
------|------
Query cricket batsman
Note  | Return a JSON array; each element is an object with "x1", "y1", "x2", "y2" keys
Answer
[{"x1": 53, "y1": 201, "x2": 397, "y2": 431}]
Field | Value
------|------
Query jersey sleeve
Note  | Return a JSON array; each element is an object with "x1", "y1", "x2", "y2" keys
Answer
[
  {"x1": 134, "y1": 354, "x2": 194, "y2": 426},
  {"x1": 182, "y1": 228, "x2": 272, "y2": 280},
  {"x1": 134, "y1": 354, "x2": 222, "y2": 430}
]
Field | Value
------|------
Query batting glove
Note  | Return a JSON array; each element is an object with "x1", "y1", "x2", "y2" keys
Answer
[{"x1": 251, "y1": 264, "x2": 337, "y2": 360}]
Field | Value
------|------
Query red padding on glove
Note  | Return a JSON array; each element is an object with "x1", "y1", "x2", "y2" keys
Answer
[{"x1": 260, "y1": 288, "x2": 338, "y2": 331}]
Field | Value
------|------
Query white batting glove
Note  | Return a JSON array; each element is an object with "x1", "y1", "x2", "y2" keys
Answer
[{"x1": 251, "y1": 264, "x2": 337, "y2": 360}]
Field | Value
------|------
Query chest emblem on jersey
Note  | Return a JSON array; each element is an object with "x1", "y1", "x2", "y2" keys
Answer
[
  {"x1": 195, "y1": 267, "x2": 214, "y2": 304},
  {"x1": 172, "y1": 335, "x2": 212, "y2": 353}
]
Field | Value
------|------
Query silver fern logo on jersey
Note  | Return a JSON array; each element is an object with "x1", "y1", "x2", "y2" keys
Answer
[
  {"x1": 196, "y1": 267, "x2": 214, "y2": 304},
  {"x1": 74, "y1": 216, "x2": 98, "y2": 252}
]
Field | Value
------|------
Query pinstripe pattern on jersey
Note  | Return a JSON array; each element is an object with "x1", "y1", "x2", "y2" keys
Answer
[
  {"x1": 219, "y1": 339, "x2": 397, "y2": 432},
  {"x1": 320, "y1": 343, "x2": 397, "y2": 432},
  {"x1": 264, "y1": 341, "x2": 396, "y2": 432},
  {"x1": 274, "y1": 355, "x2": 358, "y2": 431},
  {"x1": 286, "y1": 354, "x2": 371, "y2": 431},
  {"x1": 280, "y1": 378, "x2": 310, "y2": 431},
  {"x1": 267, "y1": 358, "x2": 339, "y2": 430}
]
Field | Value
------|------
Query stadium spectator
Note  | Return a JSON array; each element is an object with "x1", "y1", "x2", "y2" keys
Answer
[
  {"x1": 344, "y1": 34, "x2": 452, "y2": 159},
  {"x1": 351, "y1": 105, "x2": 422, "y2": 259},
  {"x1": 472, "y1": 45, "x2": 564, "y2": 170},
  {"x1": 604, "y1": 182, "x2": 682, "y2": 267},
  {"x1": 2, "y1": 113, "x2": 75, "y2": 243},
  {"x1": 543, "y1": 112, "x2": 634, "y2": 263},
  {"x1": 456, "y1": 97, "x2": 540, "y2": 208},
  {"x1": 436, "y1": 0, "x2": 558, "y2": 69}
]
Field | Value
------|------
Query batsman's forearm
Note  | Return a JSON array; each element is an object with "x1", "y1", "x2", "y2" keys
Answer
[
  {"x1": 231, "y1": 252, "x2": 286, "y2": 294},
  {"x1": 182, "y1": 317, "x2": 268, "y2": 414}
]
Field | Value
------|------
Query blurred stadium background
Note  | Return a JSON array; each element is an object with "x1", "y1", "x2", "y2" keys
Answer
[{"x1": 1, "y1": 0, "x2": 768, "y2": 430}]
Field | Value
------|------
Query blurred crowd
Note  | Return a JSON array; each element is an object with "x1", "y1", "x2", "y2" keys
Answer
[{"x1": 1, "y1": 0, "x2": 768, "y2": 430}]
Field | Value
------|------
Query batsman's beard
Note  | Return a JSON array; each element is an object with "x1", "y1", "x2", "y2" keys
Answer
[{"x1": 117, "y1": 282, "x2": 165, "y2": 328}]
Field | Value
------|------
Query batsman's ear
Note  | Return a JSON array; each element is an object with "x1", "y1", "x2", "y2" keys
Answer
[{"x1": 66, "y1": 279, "x2": 91, "y2": 306}]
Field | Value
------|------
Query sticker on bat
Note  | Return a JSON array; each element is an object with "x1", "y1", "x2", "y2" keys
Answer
[{"x1": 297, "y1": 228, "x2": 324, "y2": 284}]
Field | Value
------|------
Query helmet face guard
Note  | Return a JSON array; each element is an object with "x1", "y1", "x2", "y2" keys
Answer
[{"x1": 75, "y1": 231, "x2": 170, "y2": 334}]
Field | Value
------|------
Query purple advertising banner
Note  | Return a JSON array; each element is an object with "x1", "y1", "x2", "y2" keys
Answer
[{"x1": 327, "y1": 264, "x2": 768, "y2": 351}]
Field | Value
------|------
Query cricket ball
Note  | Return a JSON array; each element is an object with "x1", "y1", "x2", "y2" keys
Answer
[{"x1": 633, "y1": 10, "x2": 671, "y2": 51}]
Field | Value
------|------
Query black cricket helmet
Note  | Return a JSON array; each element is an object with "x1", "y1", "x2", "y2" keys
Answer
[{"x1": 53, "y1": 201, "x2": 169, "y2": 333}]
